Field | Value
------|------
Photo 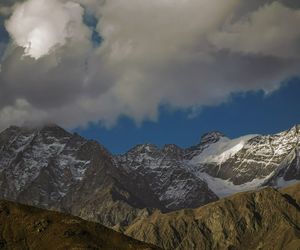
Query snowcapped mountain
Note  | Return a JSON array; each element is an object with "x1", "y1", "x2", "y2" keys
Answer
[
  {"x1": 0, "y1": 125, "x2": 151, "y2": 227},
  {"x1": 116, "y1": 125, "x2": 300, "y2": 199},
  {"x1": 0, "y1": 125, "x2": 91, "y2": 205},
  {"x1": 186, "y1": 125, "x2": 300, "y2": 197},
  {"x1": 0, "y1": 124, "x2": 299, "y2": 228}
]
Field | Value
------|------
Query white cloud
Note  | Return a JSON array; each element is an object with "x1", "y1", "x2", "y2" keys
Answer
[
  {"x1": 0, "y1": 0, "x2": 300, "y2": 129},
  {"x1": 5, "y1": 0, "x2": 90, "y2": 59}
]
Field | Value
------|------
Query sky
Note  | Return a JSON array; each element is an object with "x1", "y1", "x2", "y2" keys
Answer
[
  {"x1": 74, "y1": 78, "x2": 300, "y2": 153},
  {"x1": 0, "y1": 0, "x2": 300, "y2": 153}
]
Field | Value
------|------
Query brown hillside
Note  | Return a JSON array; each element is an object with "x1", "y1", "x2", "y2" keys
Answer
[
  {"x1": 0, "y1": 200, "x2": 159, "y2": 250},
  {"x1": 281, "y1": 182, "x2": 300, "y2": 205},
  {"x1": 125, "y1": 183, "x2": 300, "y2": 250}
]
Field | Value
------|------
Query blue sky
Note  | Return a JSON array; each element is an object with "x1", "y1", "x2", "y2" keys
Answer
[{"x1": 74, "y1": 77, "x2": 300, "y2": 154}]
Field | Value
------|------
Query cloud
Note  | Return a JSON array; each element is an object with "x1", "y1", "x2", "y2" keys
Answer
[
  {"x1": 0, "y1": 6, "x2": 13, "y2": 16},
  {"x1": 0, "y1": 99, "x2": 47, "y2": 127},
  {"x1": 5, "y1": 0, "x2": 90, "y2": 59},
  {"x1": 0, "y1": 0, "x2": 299, "y2": 129},
  {"x1": 210, "y1": 2, "x2": 300, "y2": 58}
]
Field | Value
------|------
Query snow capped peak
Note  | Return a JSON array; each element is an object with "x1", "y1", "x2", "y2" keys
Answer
[
  {"x1": 184, "y1": 131, "x2": 226, "y2": 160},
  {"x1": 275, "y1": 124, "x2": 300, "y2": 137},
  {"x1": 200, "y1": 131, "x2": 225, "y2": 145},
  {"x1": 291, "y1": 124, "x2": 300, "y2": 135},
  {"x1": 190, "y1": 134, "x2": 258, "y2": 165}
]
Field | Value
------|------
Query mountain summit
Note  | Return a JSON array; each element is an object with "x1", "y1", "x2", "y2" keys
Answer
[{"x1": 200, "y1": 131, "x2": 225, "y2": 144}]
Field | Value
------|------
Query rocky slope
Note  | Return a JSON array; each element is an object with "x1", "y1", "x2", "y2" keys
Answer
[
  {"x1": 0, "y1": 199, "x2": 159, "y2": 250},
  {"x1": 124, "y1": 183, "x2": 300, "y2": 250},
  {"x1": 116, "y1": 143, "x2": 217, "y2": 211}
]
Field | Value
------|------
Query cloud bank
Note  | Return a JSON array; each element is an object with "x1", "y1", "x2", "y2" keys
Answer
[{"x1": 0, "y1": 0, "x2": 300, "y2": 129}]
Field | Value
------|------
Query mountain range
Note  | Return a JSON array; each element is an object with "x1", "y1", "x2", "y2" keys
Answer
[{"x1": 0, "y1": 124, "x2": 299, "y2": 231}]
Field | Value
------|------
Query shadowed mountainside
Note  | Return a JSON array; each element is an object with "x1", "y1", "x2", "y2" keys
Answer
[{"x1": 0, "y1": 199, "x2": 159, "y2": 250}]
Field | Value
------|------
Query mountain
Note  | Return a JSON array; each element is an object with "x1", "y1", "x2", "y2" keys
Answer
[
  {"x1": 117, "y1": 125, "x2": 300, "y2": 199},
  {"x1": 0, "y1": 199, "x2": 159, "y2": 250},
  {"x1": 124, "y1": 182, "x2": 300, "y2": 250},
  {"x1": 186, "y1": 125, "x2": 300, "y2": 196},
  {"x1": 116, "y1": 143, "x2": 218, "y2": 211},
  {"x1": 0, "y1": 124, "x2": 299, "y2": 230},
  {"x1": 0, "y1": 124, "x2": 217, "y2": 229},
  {"x1": 0, "y1": 124, "x2": 149, "y2": 228}
]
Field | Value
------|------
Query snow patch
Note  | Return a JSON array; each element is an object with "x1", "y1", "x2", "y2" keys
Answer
[
  {"x1": 190, "y1": 135, "x2": 258, "y2": 165},
  {"x1": 195, "y1": 171, "x2": 274, "y2": 197}
]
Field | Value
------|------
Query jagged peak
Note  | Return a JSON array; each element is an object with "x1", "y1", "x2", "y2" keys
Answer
[
  {"x1": 162, "y1": 144, "x2": 182, "y2": 151},
  {"x1": 275, "y1": 124, "x2": 300, "y2": 138},
  {"x1": 286, "y1": 124, "x2": 299, "y2": 132},
  {"x1": 200, "y1": 131, "x2": 225, "y2": 145},
  {"x1": 293, "y1": 124, "x2": 300, "y2": 133},
  {"x1": 162, "y1": 144, "x2": 183, "y2": 154},
  {"x1": 128, "y1": 143, "x2": 159, "y2": 154}
]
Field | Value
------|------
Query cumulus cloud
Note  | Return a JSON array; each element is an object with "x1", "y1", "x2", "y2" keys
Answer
[
  {"x1": 5, "y1": 0, "x2": 90, "y2": 59},
  {"x1": 0, "y1": 0, "x2": 299, "y2": 129}
]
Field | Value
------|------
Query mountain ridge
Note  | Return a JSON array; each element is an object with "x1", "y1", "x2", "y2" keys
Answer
[
  {"x1": 124, "y1": 182, "x2": 300, "y2": 250},
  {"x1": 1, "y1": 182, "x2": 300, "y2": 249},
  {"x1": 0, "y1": 123, "x2": 299, "y2": 230}
]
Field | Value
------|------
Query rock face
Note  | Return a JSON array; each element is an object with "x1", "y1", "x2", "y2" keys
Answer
[
  {"x1": 0, "y1": 199, "x2": 159, "y2": 250},
  {"x1": 116, "y1": 144, "x2": 218, "y2": 211},
  {"x1": 0, "y1": 124, "x2": 299, "y2": 229},
  {"x1": 124, "y1": 183, "x2": 300, "y2": 250}
]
